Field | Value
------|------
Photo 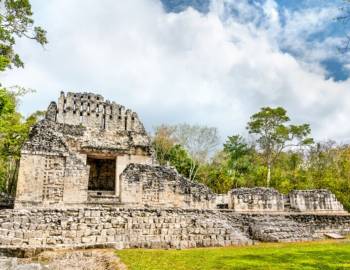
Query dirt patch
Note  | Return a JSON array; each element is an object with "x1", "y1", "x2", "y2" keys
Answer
[{"x1": 18, "y1": 249, "x2": 127, "y2": 270}]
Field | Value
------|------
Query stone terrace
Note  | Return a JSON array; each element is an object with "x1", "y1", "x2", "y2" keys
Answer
[{"x1": 0, "y1": 208, "x2": 349, "y2": 254}]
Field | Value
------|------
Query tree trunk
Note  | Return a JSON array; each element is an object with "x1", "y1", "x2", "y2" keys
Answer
[
  {"x1": 8, "y1": 159, "x2": 20, "y2": 195},
  {"x1": 267, "y1": 162, "x2": 271, "y2": 187},
  {"x1": 189, "y1": 159, "x2": 198, "y2": 181}
]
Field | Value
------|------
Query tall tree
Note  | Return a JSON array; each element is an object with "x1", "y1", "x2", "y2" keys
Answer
[
  {"x1": 247, "y1": 107, "x2": 313, "y2": 187},
  {"x1": 0, "y1": 0, "x2": 47, "y2": 71},
  {"x1": 171, "y1": 124, "x2": 219, "y2": 181},
  {"x1": 152, "y1": 123, "x2": 219, "y2": 181},
  {"x1": 0, "y1": 0, "x2": 47, "y2": 194}
]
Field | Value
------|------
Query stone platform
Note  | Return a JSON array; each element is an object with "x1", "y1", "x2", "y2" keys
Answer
[{"x1": 0, "y1": 208, "x2": 349, "y2": 255}]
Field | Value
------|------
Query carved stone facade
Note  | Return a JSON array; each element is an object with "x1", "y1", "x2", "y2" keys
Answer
[
  {"x1": 120, "y1": 164, "x2": 217, "y2": 209},
  {"x1": 229, "y1": 188, "x2": 284, "y2": 212},
  {"x1": 287, "y1": 190, "x2": 345, "y2": 212},
  {"x1": 15, "y1": 92, "x2": 153, "y2": 208}
]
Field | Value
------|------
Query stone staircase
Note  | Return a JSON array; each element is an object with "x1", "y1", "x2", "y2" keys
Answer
[{"x1": 248, "y1": 215, "x2": 313, "y2": 242}]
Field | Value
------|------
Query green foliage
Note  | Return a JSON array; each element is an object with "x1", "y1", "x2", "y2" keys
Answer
[
  {"x1": 223, "y1": 135, "x2": 251, "y2": 164},
  {"x1": 167, "y1": 144, "x2": 194, "y2": 178},
  {"x1": 0, "y1": 0, "x2": 47, "y2": 71},
  {"x1": 117, "y1": 240, "x2": 350, "y2": 270},
  {"x1": 0, "y1": 88, "x2": 41, "y2": 194},
  {"x1": 0, "y1": 0, "x2": 45, "y2": 194},
  {"x1": 151, "y1": 108, "x2": 350, "y2": 210},
  {"x1": 247, "y1": 106, "x2": 313, "y2": 186},
  {"x1": 152, "y1": 125, "x2": 176, "y2": 166},
  {"x1": 197, "y1": 152, "x2": 233, "y2": 193}
]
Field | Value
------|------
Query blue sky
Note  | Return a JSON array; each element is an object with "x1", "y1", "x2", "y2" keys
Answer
[
  {"x1": 161, "y1": 0, "x2": 348, "y2": 81},
  {"x1": 1, "y1": 0, "x2": 350, "y2": 142}
]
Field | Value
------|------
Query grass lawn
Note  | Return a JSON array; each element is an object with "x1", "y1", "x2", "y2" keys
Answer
[{"x1": 116, "y1": 240, "x2": 350, "y2": 270}]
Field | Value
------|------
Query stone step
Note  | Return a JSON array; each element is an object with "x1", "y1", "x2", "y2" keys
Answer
[
  {"x1": 324, "y1": 233, "x2": 345, "y2": 239},
  {"x1": 248, "y1": 216, "x2": 313, "y2": 242}
]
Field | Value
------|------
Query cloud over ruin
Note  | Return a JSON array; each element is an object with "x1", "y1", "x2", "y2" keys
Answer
[{"x1": 1, "y1": 0, "x2": 350, "y2": 142}]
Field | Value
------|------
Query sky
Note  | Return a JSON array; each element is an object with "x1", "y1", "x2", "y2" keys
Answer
[{"x1": 1, "y1": 0, "x2": 350, "y2": 143}]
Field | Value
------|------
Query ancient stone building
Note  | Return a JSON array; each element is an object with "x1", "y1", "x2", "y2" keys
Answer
[{"x1": 15, "y1": 92, "x2": 154, "y2": 208}]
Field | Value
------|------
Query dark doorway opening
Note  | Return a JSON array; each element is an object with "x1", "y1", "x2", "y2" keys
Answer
[{"x1": 87, "y1": 157, "x2": 115, "y2": 191}]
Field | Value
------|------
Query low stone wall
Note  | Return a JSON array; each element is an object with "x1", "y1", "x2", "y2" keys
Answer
[
  {"x1": 288, "y1": 190, "x2": 345, "y2": 213},
  {"x1": 120, "y1": 164, "x2": 217, "y2": 209},
  {"x1": 229, "y1": 188, "x2": 284, "y2": 212},
  {"x1": 289, "y1": 214, "x2": 350, "y2": 238},
  {"x1": 0, "y1": 208, "x2": 349, "y2": 253},
  {"x1": 225, "y1": 212, "x2": 350, "y2": 242},
  {"x1": 0, "y1": 208, "x2": 251, "y2": 252}
]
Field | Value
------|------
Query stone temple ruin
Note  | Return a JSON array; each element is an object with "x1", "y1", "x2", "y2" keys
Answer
[
  {"x1": 15, "y1": 92, "x2": 153, "y2": 208},
  {"x1": 0, "y1": 92, "x2": 349, "y2": 253}
]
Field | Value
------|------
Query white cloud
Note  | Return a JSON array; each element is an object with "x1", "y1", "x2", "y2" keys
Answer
[{"x1": 1, "y1": 0, "x2": 350, "y2": 143}]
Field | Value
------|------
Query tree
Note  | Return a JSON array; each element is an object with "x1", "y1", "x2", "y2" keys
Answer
[
  {"x1": 171, "y1": 124, "x2": 219, "y2": 181},
  {"x1": 152, "y1": 123, "x2": 219, "y2": 181},
  {"x1": 223, "y1": 135, "x2": 255, "y2": 188},
  {"x1": 247, "y1": 107, "x2": 313, "y2": 187},
  {"x1": 168, "y1": 144, "x2": 194, "y2": 178},
  {"x1": 0, "y1": 0, "x2": 47, "y2": 71},
  {"x1": 0, "y1": 0, "x2": 47, "y2": 194},
  {"x1": 152, "y1": 125, "x2": 176, "y2": 165},
  {"x1": 0, "y1": 88, "x2": 44, "y2": 194},
  {"x1": 223, "y1": 135, "x2": 252, "y2": 166}
]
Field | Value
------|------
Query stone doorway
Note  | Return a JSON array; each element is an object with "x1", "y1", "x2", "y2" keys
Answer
[{"x1": 87, "y1": 157, "x2": 116, "y2": 191}]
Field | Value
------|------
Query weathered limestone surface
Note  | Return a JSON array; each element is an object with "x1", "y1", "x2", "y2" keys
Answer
[
  {"x1": 288, "y1": 190, "x2": 345, "y2": 213},
  {"x1": 224, "y1": 212, "x2": 350, "y2": 242},
  {"x1": 0, "y1": 208, "x2": 252, "y2": 251},
  {"x1": 0, "y1": 208, "x2": 349, "y2": 252},
  {"x1": 15, "y1": 92, "x2": 153, "y2": 208},
  {"x1": 120, "y1": 164, "x2": 217, "y2": 209},
  {"x1": 229, "y1": 188, "x2": 284, "y2": 212}
]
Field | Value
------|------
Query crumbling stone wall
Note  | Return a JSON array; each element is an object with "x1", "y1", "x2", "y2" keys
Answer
[
  {"x1": 120, "y1": 164, "x2": 217, "y2": 209},
  {"x1": 288, "y1": 190, "x2": 345, "y2": 213},
  {"x1": 0, "y1": 208, "x2": 251, "y2": 250},
  {"x1": 0, "y1": 208, "x2": 349, "y2": 251},
  {"x1": 289, "y1": 214, "x2": 350, "y2": 238},
  {"x1": 229, "y1": 188, "x2": 284, "y2": 212},
  {"x1": 15, "y1": 92, "x2": 153, "y2": 208},
  {"x1": 225, "y1": 212, "x2": 350, "y2": 242},
  {"x1": 55, "y1": 92, "x2": 145, "y2": 132}
]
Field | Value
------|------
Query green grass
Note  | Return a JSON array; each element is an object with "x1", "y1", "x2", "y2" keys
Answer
[{"x1": 116, "y1": 240, "x2": 350, "y2": 270}]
